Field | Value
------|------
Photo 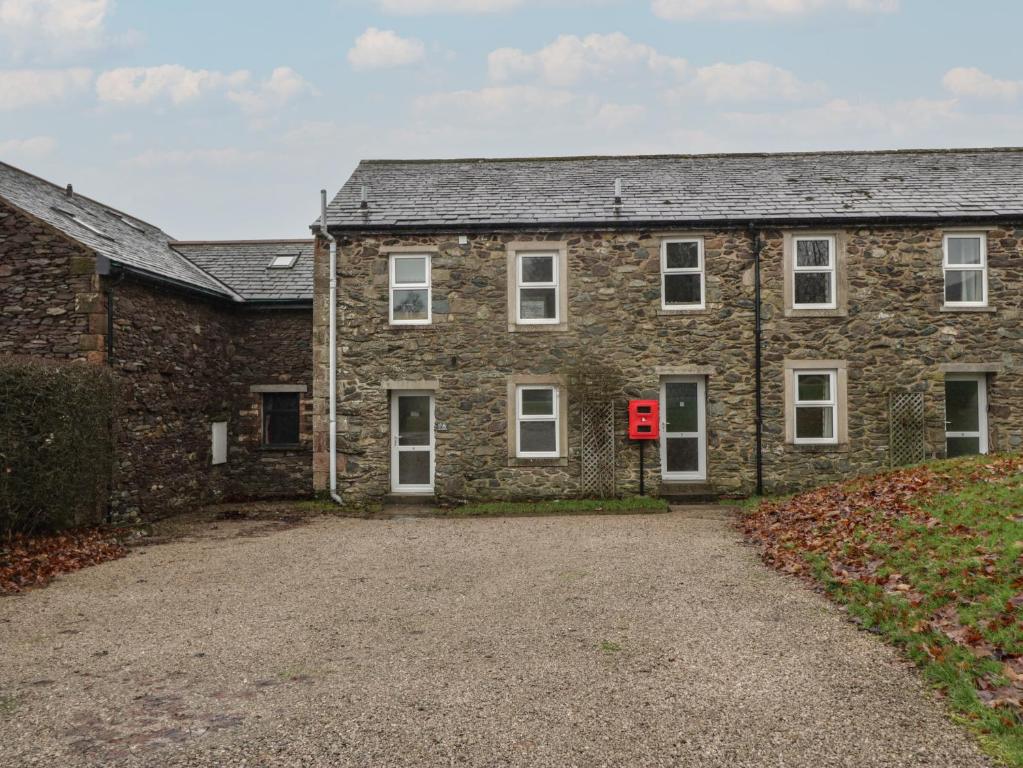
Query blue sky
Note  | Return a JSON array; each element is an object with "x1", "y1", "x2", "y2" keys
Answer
[{"x1": 2, "y1": 0, "x2": 1022, "y2": 239}]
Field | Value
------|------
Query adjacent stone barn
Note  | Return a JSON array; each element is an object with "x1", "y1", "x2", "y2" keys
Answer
[
  {"x1": 313, "y1": 149, "x2": 1023, "y2": 504},
  {"x1": 0, "y1": 162, "x2": 313, "y2": 518}
]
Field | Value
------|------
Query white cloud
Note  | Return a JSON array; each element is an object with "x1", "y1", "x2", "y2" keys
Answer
[
  {"x1": 416, "y1": 84, "x2": 578, "y2": 118},
  {"x1": 0, "y1": 0, "x2": 109, "y2": 58},
  {"x1": 347, "y1": 27, "x2": 425, "y2": 70},
  {"x1": 0, "y1": 67, "x2": 92, "y2": 109},
  {"x1": 127, "y1": 147, "x2": 265, "y2": 169},
  {"x1": 685, "y1": 61, "x2": 825, "y2": 102},
  {"x1": 96, "y1": 65, "x2": 250, "y2": 106},
  {"x1": 0, "y1": 134, "x2": 56, "y2": 158},
  {"x1": 488, "y1": 33, "x2": 687, "y2": 86},
  {"x1": 594, "y1": 102, "x2": 647, "y2": 129},
  {"x1": 942, "y1": 67, "x2": 1021, "y2": 102},
  {"x1": 374, "y1": 0, "x2": 522, "y2": 12},
  {"x1": 651, "y1": 0, "x2": 899, "y2": 21},
  {"x1": 227, "y1": 67, "x2": 315, "y2": 113}
]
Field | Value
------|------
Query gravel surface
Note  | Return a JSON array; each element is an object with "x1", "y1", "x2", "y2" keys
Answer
[{"x1": 0, "y1": 507, "x2": 992, "y2": 767}]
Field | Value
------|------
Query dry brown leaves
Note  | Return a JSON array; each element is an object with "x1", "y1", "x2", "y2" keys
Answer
[{"x1": 0, "y1": 527, "x2": 128, "y2": 594}]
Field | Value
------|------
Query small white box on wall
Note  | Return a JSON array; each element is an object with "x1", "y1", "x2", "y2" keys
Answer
[{"x1": 211, "y1": 421, "x2": 227, "y2": 465}]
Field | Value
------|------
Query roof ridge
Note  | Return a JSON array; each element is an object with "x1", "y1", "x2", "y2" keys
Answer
[{"x1": 357, "y1": 146, "x2": 1023, "y2": 166}]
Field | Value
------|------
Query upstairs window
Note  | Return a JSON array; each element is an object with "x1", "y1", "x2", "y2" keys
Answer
[
  {"x1": 516, "y1": 385, "x2": 559, "y2": 458},
  {"x1": 262, "y1": 393, "x2": 300, "y2": 446},
  {"x1": 390, "y1": 254, "x2": 431, "y2": 325},
  {"x1": 792, "y1": 236, "x2": 836, "y2": 309},
  {"x1": 943, "y1": 234, "x2": 987, "y2": 307},
  {"x1": 661, "y1": 239, "x2": 704, "y2": 310},
  {"x1": 517, "y1": 252, "x2": 559, "y2": 324},
  {"x1": 793, "y1": 370, "x2": 838, "y2": 445}
]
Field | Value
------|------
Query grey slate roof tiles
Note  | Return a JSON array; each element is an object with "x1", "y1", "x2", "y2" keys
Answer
[
  {"x1": 0, "y1": 161, "x2": 310, "y2": 303},
  {"x1": 171, "y1": 240, "x2": 313, "y2": 302},
  {"x1": 323, "y1": 148, "x2": 1023, "y2": 229}
]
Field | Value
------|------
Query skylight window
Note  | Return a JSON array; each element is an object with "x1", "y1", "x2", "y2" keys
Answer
[
  {"x1": 51, "y1": 207, "x2": 113, "y2": 241},
  {"x1": 105, "y1": 209, "x2": 146, "y2": 233},
  {"x1": 269, "y1": 254, "x2": 298, "y2": 269}
]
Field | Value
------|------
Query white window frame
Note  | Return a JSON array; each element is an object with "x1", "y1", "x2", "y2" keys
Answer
[
  {"x1": 516, "y1": 252, "x2": 560, "y2": 325},
  {"x1": 791, "y1": 235, "x2": 837, "y2": 310},
  {"x1": 793, "y1": 369, "x2": 838, "y2": 445},
  {"x1": 943, "y1": 233, "x2": 988, "y2": 308},
  {"x1": 515, "y1": 385, "x2": 560, "y2": 458},
  {"x1": 269, "y1": 254, "x2": 298, "y2": 269},
  {"x1": 389, "y1": 254, "x2": 432, "y2": 326},
  {"x1": 660, "y1": 238, "x2": 705, "y2": 310}
]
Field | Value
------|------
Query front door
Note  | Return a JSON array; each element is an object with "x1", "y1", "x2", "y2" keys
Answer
[
  {"x1": 660, "y1": 377, "x2": 707, "y2": 481},
  {"x1": 945, "y1": 374, "x2": 988, "y2": 457},
  {"x1": 390, "y1": 391, "x2": 434, "y2": 493}
]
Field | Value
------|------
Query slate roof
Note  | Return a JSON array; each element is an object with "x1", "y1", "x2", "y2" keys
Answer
[
  {"x1": 0, "y1": 161, "x2": 312, "y2": 303},
  {"x1": 171, "y1": 240, "x2": 314, "y2": 302},
  {"x1": 323, "y1": 148, "x2": 1023, "y2": 230},
  {"x1": 0, "y1": 161, "x2": 238, "y2": 299}
]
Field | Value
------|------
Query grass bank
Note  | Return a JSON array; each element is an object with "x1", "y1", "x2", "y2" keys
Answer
[{"x1": 743, "y1": 454, "x2": 1023, "y2": 765}]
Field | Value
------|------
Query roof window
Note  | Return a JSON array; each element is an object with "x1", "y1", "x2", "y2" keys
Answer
[
  {"x1": 269, "y1": 254, "x2": 298, "y2": 269},
  {"x1": 51, "y1": 207, "x2": 113, "y2": 241}
]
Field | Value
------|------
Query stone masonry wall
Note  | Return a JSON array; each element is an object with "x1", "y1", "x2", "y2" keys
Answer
[
  {"x1": 313, "y1": 223, "x2": 1023, "y2": 503},
  {"x1": 225, "y1": 307, "x2": 313, "y2": 499},
  {"x1": 0, "y1": 200, "x2": 104, "y2": 362}
]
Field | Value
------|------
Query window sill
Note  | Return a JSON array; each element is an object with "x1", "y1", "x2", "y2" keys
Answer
[
  {"x1": 507, "y1": 457, "x2": 569, "y2": 468},
  {"x1": 784, "y1": 443, "x2": 849, "y2": 454},
  {"x1": 657, "y1": 307, "x2": 710, "y2": 316},
  {"x1": 508, "y1": 323, "x2": 569, "y2": 333},
  {"x1": 258, "y1": 444, "x2": 310, "y2": 453},
  {"x1": 940, "y1": 305, "x2": 996, "y2": 313},
  {"x1": 783, "y1": 307, "x2": 848, "y2": 318}
]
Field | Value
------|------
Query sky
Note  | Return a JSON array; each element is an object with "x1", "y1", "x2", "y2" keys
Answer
[{"x1": 2, "y1": 0, "x2": 1022, "y2": 239}]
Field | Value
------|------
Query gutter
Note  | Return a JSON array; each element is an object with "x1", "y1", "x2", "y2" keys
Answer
[
  {"x1": 319, "y1": 212, "x2": 1023, "y2": 236},
  {"x1": 320, "y1": 190, "x2": 344, "y2": 506}
]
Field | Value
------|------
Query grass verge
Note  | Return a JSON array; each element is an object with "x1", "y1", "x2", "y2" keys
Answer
[
  {"x1": 743, "y1": 454, "x2": 1023, "y2": 766},
  {"x1": 447, "y1": 496, "x2": 669, "y2": 517}
]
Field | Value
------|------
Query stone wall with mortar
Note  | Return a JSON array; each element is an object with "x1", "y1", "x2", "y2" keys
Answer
[
  {"x1": 0, "y1": 200, "x2": 104, "y2": 362},
  {"x1": 313, "y1": 223, "x2": 1023, "y2": 503}
]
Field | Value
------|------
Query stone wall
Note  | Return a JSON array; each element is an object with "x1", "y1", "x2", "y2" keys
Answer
[
  {"x1": 313, "y1": 224, "x2": 1023, "y2": 503},
  {"x1": 0, "y1": 200, "x2": 103, "y2": 362},
  {"x1": 224, "y1": 307, "x2": 313, "y2": 499},
  {"x1": 108, "y1": 279, "x2": 314, "y2": 517}
]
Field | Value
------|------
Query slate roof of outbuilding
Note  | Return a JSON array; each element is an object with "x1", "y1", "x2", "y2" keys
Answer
[
  {"x1": 0, "y1": 161, "x2": 311, "y2": 303},
  {"x1": 170, "y1": 240, "x2": 314, "y2": 302},
  {"x1": 323, "y1": 148, "x2": 1023, "y2": 230},
  {"x1": 0, "y1": 161, "x2": 238, "y2": 299}
]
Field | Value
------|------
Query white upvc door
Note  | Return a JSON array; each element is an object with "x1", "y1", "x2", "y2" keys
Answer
[
  {"x1": 390, "y1": 391, "x2": 435, "y2": 494},
  {"x1": 944, "y1": 374, "x2": 988, "y2": 457},
  {"x1": 660, "y1": 376, "x2": 707, "y2": 481}
]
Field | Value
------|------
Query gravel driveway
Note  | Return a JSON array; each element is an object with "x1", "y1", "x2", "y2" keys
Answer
[{"x1": 0, "y1": 508, "x2": 991, "y2": 767}]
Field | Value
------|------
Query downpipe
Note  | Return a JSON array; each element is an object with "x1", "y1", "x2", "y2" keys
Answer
[{"x1": 320, "y1": 190, "x2": 344, "y2": 506}]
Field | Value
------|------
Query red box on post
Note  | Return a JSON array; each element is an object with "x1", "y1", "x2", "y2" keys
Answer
[{"x1": 628, "y1": 400, "x2": 659, "y2": 440}]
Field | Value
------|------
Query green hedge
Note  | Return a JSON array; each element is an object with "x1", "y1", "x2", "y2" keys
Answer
[{"x1": 0, "y1": 356, "x2": 117, "y2": 534}]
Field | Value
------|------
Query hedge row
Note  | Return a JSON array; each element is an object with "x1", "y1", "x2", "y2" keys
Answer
[{"x1": 0, "y1": 356, "x2": 117, "y2": 535}]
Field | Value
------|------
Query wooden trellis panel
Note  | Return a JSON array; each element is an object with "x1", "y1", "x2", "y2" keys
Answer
[
  {"x1": 889, "y1": 391, "x2": 926, "y2": 468},
  {"x1": 580, "y1": 401, "x2": 616, "y2": 498}
]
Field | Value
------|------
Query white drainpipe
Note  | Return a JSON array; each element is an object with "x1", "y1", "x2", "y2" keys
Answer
[{"x1": 320, "y1": 189, "x2": 343, "y2": 505}]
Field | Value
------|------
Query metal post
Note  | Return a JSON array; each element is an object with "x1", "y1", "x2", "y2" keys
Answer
[{"x1": 639, "y1": 440, "x2": 645, "y2": 496}]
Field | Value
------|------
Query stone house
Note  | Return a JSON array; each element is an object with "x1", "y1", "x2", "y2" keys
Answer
[
  {"x1": 0, "y1": 161, "x2": 313, "y2": 517},
  {"x1": 312, "y1": 149, "x2": 1023, "y2": 503}
]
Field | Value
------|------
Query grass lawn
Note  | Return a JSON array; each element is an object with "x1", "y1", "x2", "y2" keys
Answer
[
  {"x1": 743, "y1": 454, "x2": 1023, "y2": 766},
  {"x1": 447, "y1": 496, "x2": 669, "y2": 517}
]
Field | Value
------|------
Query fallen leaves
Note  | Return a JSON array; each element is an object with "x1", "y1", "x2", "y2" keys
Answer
[
  {"x1": 742, "y1": 455, "x2": 1023, "y2": 722},
  {"x1": 0, "y1": 528, "x2": 127, "y2": 594}
]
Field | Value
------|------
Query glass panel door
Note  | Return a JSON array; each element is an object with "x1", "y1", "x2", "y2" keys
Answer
[
  {"x1": 945, "y1": 375, "x2": 988, "y2": 457},
  {"x1": 660, "y1": 377, "x2": 707, "y2": 481},
  {"x1": 391, "y1": 392, "x2": 434, "y2": 493}
]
